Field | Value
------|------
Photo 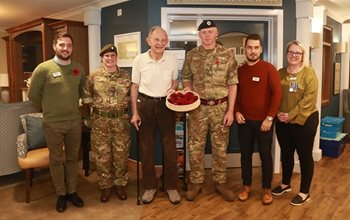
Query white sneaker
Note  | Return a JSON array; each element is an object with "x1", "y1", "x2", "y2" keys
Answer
[
  {"x1": 142, "y1": 189, "x2": 157, "y2": 204},
  {"x1": 167, "y1": 190, "x2": 181, "y2": 204}
]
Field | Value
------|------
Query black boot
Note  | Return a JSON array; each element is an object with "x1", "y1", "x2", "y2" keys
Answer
[
  {"x1": 67, "y1": 192, "x2": 84, "y2": 207},
  {"x1": 56, "y1": 195, "x2": 67, "y2": 213}
]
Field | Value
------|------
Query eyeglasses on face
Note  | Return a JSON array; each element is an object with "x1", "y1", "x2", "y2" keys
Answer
[{"x1": 287, "y1": 51, "x2": 303, "y2": 57}]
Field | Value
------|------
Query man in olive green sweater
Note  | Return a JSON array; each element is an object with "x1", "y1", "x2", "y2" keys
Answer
[{"x1": 28, "y1": 32, "x2": 86, "y2": 213}]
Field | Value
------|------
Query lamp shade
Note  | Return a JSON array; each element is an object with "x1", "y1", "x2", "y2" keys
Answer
[
  {"x1": 335, "y1": 42, "x2": 348, "y2": 54},
  {"x1": 0, "y1": 74, "x2": 9, "y2": 87},
  {"x1": 310, "y1": 32, "x2": 321, "y2": 48}
]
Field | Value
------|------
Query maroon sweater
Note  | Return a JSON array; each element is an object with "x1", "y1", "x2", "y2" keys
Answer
[{"x1": 235, "y1": 59, "x2": 282, "y2": 120}]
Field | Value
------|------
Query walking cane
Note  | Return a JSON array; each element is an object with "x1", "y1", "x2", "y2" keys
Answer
[
  {"x1": 136, "y1": 130, "x2": 141, "y2": 205},
  {"x1": 159, "y1": 145, "x2": 165, "y2": 191}
]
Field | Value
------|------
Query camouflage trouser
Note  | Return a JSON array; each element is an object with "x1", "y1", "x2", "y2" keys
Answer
[
  {"x1": 188, "y1": 102, "x2": 229, "y2": 184},
  {"x1": 91, "y1": 113, "x2": 131, "y2": 189}
]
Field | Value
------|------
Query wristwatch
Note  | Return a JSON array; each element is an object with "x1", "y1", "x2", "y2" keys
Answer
[{"x1": 266, "y1": 116, "x2": 273, "y2": 121}]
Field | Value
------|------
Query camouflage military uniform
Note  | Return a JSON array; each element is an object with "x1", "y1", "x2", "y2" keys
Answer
[
  {"x1": 83, "y1": 66, "x2": 131, "y2": 189},
  {"x1": 182, "y1": 45, "x2": 238, "y2": 184}
]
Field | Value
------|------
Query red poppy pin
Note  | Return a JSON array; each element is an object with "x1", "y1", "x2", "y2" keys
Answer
[
  {"x1": 71, "y1": 68, "x2": 80, "y2": 76},
  {"x1": 214, "y1": 59, "x2": 220, "y2": 65}
]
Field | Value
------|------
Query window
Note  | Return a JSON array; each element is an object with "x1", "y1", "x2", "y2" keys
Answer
[{"x1": 161, "y1": 7, "x2": 283, "y2": 67}]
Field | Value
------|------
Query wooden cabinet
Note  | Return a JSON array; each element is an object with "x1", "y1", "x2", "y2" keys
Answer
[
  {"x1": 49, "y1": 20, "x2": 89, "y2": 75},
  {"x1": 322, "y1": 26, "x2": 333, "y2": 106},
  {"x1": 4, "y1": 18, "x2": 89, "y2": 102}
]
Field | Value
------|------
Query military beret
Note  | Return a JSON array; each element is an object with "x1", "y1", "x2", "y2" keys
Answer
[
  {"x1": 198, "y1": 20, "x2": 216, "y2": 31},
  {"x1": 100, "y1": 44, "x2": 117, "y2": 56}
]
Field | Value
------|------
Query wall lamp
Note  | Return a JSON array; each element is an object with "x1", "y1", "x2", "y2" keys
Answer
[
  {"x1": 0, "y1": 74, "x2": 9, "y2": 103},
  {"x1": 310, "y1": 32, "x2": 321, "y2": 48},
  {"x1": 0, "y1": 74, "x2": 9, "y2": 87},
  {"x1": 335, "y1": 42, "x2": 348, "y2": 54}
]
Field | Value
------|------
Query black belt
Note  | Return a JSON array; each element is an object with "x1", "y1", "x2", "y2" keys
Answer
[
  {"x1": 92, "y1": 108, "x2": 127, "y2": 118},
  {"x1": 200, "y1": 97, "x2": 228, "y2": 106},
  {"x1": 139, "y1": 93, "x2": 166, "y2": 101}
]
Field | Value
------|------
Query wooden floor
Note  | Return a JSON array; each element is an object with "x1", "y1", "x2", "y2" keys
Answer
[
  {"x1": 1, "y1": 145, "x2": 349, "y2": 220},
  {"x1": 140, "y1": 144, "x2": 350, "y2": 220}
]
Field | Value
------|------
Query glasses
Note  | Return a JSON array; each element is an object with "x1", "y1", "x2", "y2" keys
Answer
[{"x1": 287, "y1": 51, "x2": 303, "y2": 57}]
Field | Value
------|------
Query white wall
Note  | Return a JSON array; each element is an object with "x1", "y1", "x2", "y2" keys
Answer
[{"x1": 310, "y1": 6, "x2": 325, "y2": 162}]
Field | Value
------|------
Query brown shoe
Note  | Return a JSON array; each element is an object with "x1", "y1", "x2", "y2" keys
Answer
[
  {"x1": 215, "y1": 183, "x2": 234, "y2": 202},
  {"x1": 185, "y1": 183, "x2": 202, "y2": 201},
  {"x1": 262, "y1": 188, "x2": 273, "y2": 205},
  {"x1": 116, "y1": 185, "x2": 127, "y2": 200},
  {"x1": 100, "y1": 188, "x2": 113, "y2": 203},
  {"x1": 238, "y1": 185, "x2": 251, "y2": 202}
]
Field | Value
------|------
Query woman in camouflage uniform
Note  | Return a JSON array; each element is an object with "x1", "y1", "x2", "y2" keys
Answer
[{"x1": 83, "y1": 44, "x2": 131, "y2": 203}]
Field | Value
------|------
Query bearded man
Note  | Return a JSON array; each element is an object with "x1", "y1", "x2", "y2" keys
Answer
[{"x1": 28, "y1": 32, "x2": 86, "y2": 213}]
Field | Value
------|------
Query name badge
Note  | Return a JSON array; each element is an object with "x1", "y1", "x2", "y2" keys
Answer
[
  {"x1": 289, "y1": 76, "x2": 297, "y2": 81},
  {"x1": 252, "y1": 77, "x2": 260, "y2": 82},
  {"x1": 53, "y1": 72, "x2": 62, "y2": 78}
]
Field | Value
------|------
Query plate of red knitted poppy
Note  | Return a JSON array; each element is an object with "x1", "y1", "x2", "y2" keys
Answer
[{"x1": 166, "y1": 91, "x2": 200, "y2": 112}]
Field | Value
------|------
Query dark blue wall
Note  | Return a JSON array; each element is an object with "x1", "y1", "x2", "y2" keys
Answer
[
  {"x1": 321, "y1": 16, "x2": 342, "y2": 118},
  {"x1": 101, "y1": 0, "x2": 149, "y2": 52},
  {"x1": 102, "y1": 0, "x2": 295, "y2": 55},
  {"x1": 282, "y1": 0, "x2": 296, "y2": 66},
  {"x1": 100, "y1": 0, "x2": 297, "y2": 162}
]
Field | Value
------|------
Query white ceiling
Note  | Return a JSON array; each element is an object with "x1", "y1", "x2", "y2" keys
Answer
[
  {"x1": 314, "y1": 0, "x2": 350, "y2": 22},
  {"x1": 0, "y1": 0, "x2": 92, "y2": 31},
  {"x1": 0, "y1": 0, "x2": 128, "y2": 32},
  {"x1": 0, "y1": 0, "x2": 349, "y2": 32}
]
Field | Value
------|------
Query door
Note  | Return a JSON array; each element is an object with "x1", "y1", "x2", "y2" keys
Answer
[
  {"x1": 216, "y1": 20, "x2": 268, "y2": 167},
  {"x1": 163, "y1": 7, "x2": 282, "y2": 169}
]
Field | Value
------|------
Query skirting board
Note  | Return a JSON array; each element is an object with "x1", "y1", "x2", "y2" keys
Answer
[{"x1": 127, "y1": 152, "x2": 262, "y2": 177}]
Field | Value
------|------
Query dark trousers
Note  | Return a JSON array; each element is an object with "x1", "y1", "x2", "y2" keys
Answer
[
  {"x1": 275, "y1": 111, "x2": 319, "y2": 194},
  {"x1": 138, "y1": 98, "x2": 178, "y2": 190},
  {"x1": 43, "y1": 119, "x2": 82, "y2": 195},
  {"x1": 237, "y1": 120, "x2": 273, "y2": 188}
]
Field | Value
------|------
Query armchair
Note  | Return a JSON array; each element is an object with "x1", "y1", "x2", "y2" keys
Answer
[
  {"x1": 343, "y1": 89, "x2": 350, "y2": 135},
  {"x1": 17, "y1": 113, "x2": 50, "y2": 203},
  {"x1": 0, "y1": 101, "x2": 37, "y2": 176},
  {"x1": 17, "y1": 137, "x2": 50, "y2": 204}
]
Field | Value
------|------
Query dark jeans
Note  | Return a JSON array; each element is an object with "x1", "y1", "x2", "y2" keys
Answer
[
  {"x1": 237, "y1": 120, "x2": 274, "y2": 188},
  {"x1": 138, "y1": 98, "x2": 178, "y2": 190},
  {"x1": 275, "y1": 111, "x2": 319, "y2": 194}
]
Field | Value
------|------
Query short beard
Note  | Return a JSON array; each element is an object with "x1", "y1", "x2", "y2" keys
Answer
[
  {"x1": 56, "y1": 53, "x2": 71, "y2": 61},
  {"x1": 246, "y1": 57, "x2": 260, "y2": 63}
]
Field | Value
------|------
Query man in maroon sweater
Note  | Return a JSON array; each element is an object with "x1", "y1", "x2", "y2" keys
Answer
[{"x1": 234, "y1": 33, "x2": 282, "y2": 205}]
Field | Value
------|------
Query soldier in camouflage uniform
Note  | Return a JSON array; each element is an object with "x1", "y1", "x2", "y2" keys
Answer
[
  {"x1": 182, "y1": 20, "x2": 238, "y2": 202},
  {"x1": 82, "y1": 44, "x2": 131, "y2": 203}
]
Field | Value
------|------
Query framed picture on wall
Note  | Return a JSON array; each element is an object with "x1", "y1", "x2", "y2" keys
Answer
[
  {"x1": 232, "y1": 47, "x2": 237, "y2": 55},
  {"x1": 167, "y1": 0, "x2": 282, "y2": 6},
  {"x1": 114, "y1": 32, "x2": 141, "y2": 67},
  {"x1": 334, "y1": 62, "x2": 341, "y2": 95},
  {"x1": 239, "y1": 47, "x2": 244, "y2": 55}
]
